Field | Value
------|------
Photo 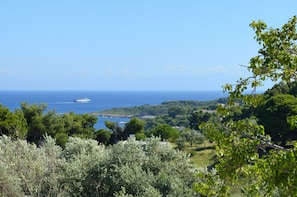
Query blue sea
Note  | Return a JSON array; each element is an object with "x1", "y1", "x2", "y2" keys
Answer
[{"x1": 0, "y1": 90, "x2": 227, "y2": 129}]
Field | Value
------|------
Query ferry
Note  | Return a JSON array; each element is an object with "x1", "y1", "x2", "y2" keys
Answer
[{"x1": 74, "y1": 98, "x2": 91, "y2": 103}]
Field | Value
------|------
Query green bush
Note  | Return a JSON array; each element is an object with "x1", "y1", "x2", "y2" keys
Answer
[
  {"x1": 0, "y1": 135, "x2": 65, "y2": 196},
  {"x1": 0, "y1": 136, "x2": 201, "y2": 196}
]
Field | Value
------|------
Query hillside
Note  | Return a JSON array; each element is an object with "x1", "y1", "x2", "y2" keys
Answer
[{"x1": 90, "y1": 98, "x2": 228, "y2": 118}]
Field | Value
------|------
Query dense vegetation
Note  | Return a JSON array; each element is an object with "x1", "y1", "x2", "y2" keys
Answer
[
  {"x1": 93, "y1": 99, "x2": 226, "y2": 117},
  {"x1": 0, "y1": 136, "x2": 201, "y2": 196},
  {"x1": 0, "y1": 97, "x2": 221, "y2": 146},
  {"x1": 197, "y1": 16, "x2": 297, "y2": 196},
  {"x1": 94, "y1": 99, "x2": 222, "y2": 132},
  {"x1": 0, "y1": 102, "x2": 99, "y2": 147},
  {"x1": 1, "y1": 16, "x2": 297, "y2": 196}
]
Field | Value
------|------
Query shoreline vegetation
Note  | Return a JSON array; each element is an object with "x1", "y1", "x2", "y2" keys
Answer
[
  {"x1": 89, "y1": 98, "x2": 229, "y2": 118},
  {"x1": 91, "y1": 113, "x2": 135, "y2": 118}
]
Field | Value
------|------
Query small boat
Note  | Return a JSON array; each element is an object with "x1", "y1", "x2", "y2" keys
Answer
[{"x1": 74, "y1": 98, "x2": 91, "y2": 103}]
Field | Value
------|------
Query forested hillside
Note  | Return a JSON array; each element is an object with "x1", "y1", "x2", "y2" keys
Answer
[{"x1": 92, "y1": 98, "x2": 228, "y2": 117}]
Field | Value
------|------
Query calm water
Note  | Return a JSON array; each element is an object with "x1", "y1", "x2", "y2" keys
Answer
[{"x1": 0, "y1": 90, "x2": 227, "y2": 129}]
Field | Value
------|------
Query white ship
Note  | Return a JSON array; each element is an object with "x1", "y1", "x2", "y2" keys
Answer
[{"x1": 74, "y1": 98, "x2": 91, "y2": 103}]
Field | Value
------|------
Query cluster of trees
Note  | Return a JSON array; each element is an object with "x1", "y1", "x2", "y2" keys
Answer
[
  {"x1": 0, "y1": 136, "x2": 203, "y2": 196},
  {"x1": 0, "y1": 102, "x2": 210, "y2": 196},
  {"x1": 0, "y1": 98, "x2": 212, "y2": 148},
  {"x1": 96, "y1": 99, "x2": 224, "y2": 132},
  {"x1": 142, "y1": 108, "x2": 215, "y2": 132},
  {"x1": 0, "y1": 102, "x2": 98, "y2": 147},
  {"x1": 97, "y1": 100, "x2": 226, "y2": 117},
  {"x1": 102, "y1": 116, "x2": 207, "y2": 147},
  {"x1": 226, "y1": 81, "x2": 297, "y2": 146}
]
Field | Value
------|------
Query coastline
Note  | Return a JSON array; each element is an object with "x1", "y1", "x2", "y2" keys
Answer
[{"x1": 89, "y1": 112, "x2": 135, "y2": 118}]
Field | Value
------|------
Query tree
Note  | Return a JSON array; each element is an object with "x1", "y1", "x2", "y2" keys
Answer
[
  {"x1": 189, "y1": 111, "x2": 212, "y2": 130},
  {"x1": 0, "y1": 105, "x2": 28, "y2": 140},
  {"x1": 104, "y1": 120, "x2": 116, "y2": 131},
  {"x1": 123, "y1": 117, "x2": 145, "y2": 137},
  {"x1": 81, "y1": 137, "x2": 198, "y2": 196},
  {"x1": 19, "y1": 102, "x2": 99, "y2": 145},
  {"x1": 94, "y1": 129, "x2": 111, "y2": 145},
  {"x1": 42, "y1": 110, "x2": 64, "y2": 137},
  {"x1": 147, "y1": 124, "x2": 180, "y2": 142},
  {"x1": 62, "y1": 112, "x2": 97, "y2": 139},
  {"x1": 0, "y1": 135, "x2": 201, "y2": 196},
  {"x1": 60, "y1": 137, "x2": 107, "y2": 196},
  {"x1": 54, "y1": 132, "x2": 69, "y2": 148},
  {"x1": 21, "y1": 102, "x2": 47, "y2": 144},
  {"x1": 168, "y1": 105, "x2": 188, "y2": 118},
  {"x1": 257, "y1": 94, "x2": 297, "y2": 146},
  {"x1": 223, "y1": 16, "x2": 297, "y2": 104},
  {"x1": 196, "y1": 16, "x2": 297, "y2": 196},
  {"x1": 0, "y1": 135, "x2": 66, "y2": 196},
  {"x1": 180, "y1": 129, "x2": 205, "y2": 146}
]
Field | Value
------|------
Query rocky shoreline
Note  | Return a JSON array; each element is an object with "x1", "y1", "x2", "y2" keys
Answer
[
  {"x1": 89, "y1": 112, "x2": 134, "y2": 118},
  {"x1": 89, "y1": 112, "x2": 156, "y2": 120}
]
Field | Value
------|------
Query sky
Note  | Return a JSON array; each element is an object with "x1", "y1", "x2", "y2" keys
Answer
[{"x1": 0, "y1": 1, "x2": 296, "y2": 91}]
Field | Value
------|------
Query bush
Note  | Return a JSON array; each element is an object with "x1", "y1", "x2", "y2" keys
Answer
[
  {"x1": 0, "y1": 135, "x2": 65, "y2": 196},
  {"x1": 0, "y1": 136, "x2": 201, "y2": 196},
  {"x1": 81, "y1": 137, "x2": 199, "y2": 196}
]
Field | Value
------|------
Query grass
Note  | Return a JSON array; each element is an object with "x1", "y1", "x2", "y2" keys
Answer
[
  {"x1": 179, "y1": 141, "x2": 245, "y2": 196},
  {"x1": 181, "y1": 141, "x2": 216, "y2": 168}
]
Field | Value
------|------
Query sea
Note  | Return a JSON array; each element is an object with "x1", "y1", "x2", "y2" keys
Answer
[{"x1": 0, "y1": 90, "x2": 228, "y2": 129}]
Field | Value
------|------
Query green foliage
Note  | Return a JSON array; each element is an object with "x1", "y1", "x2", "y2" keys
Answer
[
  {"x1": 96, "y1": 100, "x2": 225, "y2": 117},
  {"x1": 199, "y1": 16, "x2": 297, "y2": 196},
  {"x1": 62, "y1": 112, "x2": 97, "y2": 139},
  {"x1": 243, "y1": 145, "x2": 297, "y2": 196},
  {"x1": 96, "y1": 99, "x2": 227, "y2": 131},
  {"x1": 124, "y1": 117, "x2": 145, "y2": 135},
  {"x1": 81, "y1": 137, "x2": 199, "y2": 196},
  {"x1": 0, "y1": 136, "x2": 196, "y2": 196},
  {"x1": 104, "y1": 120, "x2": 116, "y2": 131},
  {"x1": 147, "y1": 124, "x2": 180, "y2": 142},
  {"x1": 223, "y1": 16, "x2": 297, "y2": 105},
  {"x1": 0, "y1": 136, "x2": 199, "y2": 196},
  {"x1": 60, "y1": 137, "x2": 107, "y2": 196},
  {"x1": 21, "y1": 102, "x2": 47, "y2": 144},
  {"x1": 0, "y1": 135, "x2": 65, "y2": 196},
  {"x1": 194, "y1": 168, "x2": 229, "y2": 197},
  {"x1": 189, "y1": 111, "x2": 212, "y2": 130},
  {"x1": 168, "y1": 105, "x2": 190, "y2": 118},
  {"x1": 257, "y1": 94, "x2": 297, "y2": 145},
  {"x1": 135, "y1": 132, "x2": 146, "y2": 140},
  {"x1": 176, "y1": 137, "x2": 186, "y2": 150},
  {"x1": 94, "y1": 129, "x2": 111, "y2": 144},
  {"x1": 54, "y1": 132, "x2": 69, "y2": 148},
  {"x1": 0, "y1": 105, "x2": 28, "y2": 140},
  {"x1": 6, "y1": 103, "x2": 98, "y2": 146},
  {"x1": 180, "y1": 129, "x2": 205, "y2": 146},
  {"x1": 3, "y1": 15, "x2": 297, "y2": 197}
]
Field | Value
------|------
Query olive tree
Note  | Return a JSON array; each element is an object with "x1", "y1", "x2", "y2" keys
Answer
[
  {"x1": 180, "y1": 129, "x2": 205, "y2": 146},
  {"x1": 0, "y1": 135, "x2": 65, "y2": 197},
  {"x1": 81, "y1": 137, "x2": 200, "y2": 196}
]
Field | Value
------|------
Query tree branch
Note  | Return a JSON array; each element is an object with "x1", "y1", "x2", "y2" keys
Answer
[{"x1": 241, "y1": 133, "x2": 286, "y2": 151}]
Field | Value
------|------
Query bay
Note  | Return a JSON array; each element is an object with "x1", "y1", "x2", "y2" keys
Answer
[{"x1": 0, "y1": 90, "x2": 227, "y2": 129}]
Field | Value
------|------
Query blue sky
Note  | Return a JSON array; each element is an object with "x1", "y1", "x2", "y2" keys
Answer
[{"x1": 0, "y1": 1, "x2": 296, "y2": 91}]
